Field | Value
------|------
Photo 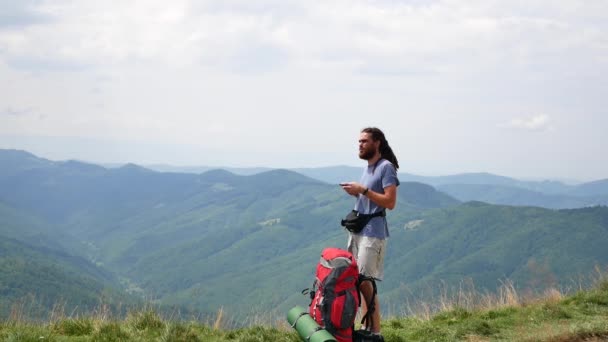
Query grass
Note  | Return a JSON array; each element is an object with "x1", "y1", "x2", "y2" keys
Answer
[
  {"x1": 1, "y1": 276, "x2": 607, "y2": 341},
  {"x1": 0, "y1": 312, "x2": 300, "y2": 341},
  {"x1": 380, "y1": 276, "x2": 608, "y2": 342}
]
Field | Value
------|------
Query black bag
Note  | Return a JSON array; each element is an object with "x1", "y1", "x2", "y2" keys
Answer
[
  {"x1": 341, "y1": 210, "x2": 386, "y2": 233},
  {"x1": 353, "y1": 329, "x2": 384, "y2": 342}
]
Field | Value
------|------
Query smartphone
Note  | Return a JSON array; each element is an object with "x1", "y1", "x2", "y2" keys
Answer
[{"x1": 339, "y1": 182, "x2": 349, "y2": 186}]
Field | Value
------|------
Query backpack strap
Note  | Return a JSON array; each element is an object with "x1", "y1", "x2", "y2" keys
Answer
[
  {"x1": 358, "y1": 275, "x2": 378, "y2": 329},
  {"x1": 290, "y1": 311, "x2": 308, "y2": 328},
  {"x1": 305, "y1": 326, "x2": 324, "y2": 341},
  {"x1": 360, "y1": 209, "x2": 386, "y2": 220}
]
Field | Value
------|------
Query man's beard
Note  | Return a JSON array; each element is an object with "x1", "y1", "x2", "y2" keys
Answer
[{"x1": 359, "y1": 148, "x2": 376, "y2": 160}]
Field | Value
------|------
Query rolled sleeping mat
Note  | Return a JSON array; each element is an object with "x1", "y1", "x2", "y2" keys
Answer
[{"x1": 287, "y1": 306, "x2": 337, "y2": 342}]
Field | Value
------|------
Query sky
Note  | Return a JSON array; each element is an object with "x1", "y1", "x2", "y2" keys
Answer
[{"x1": 0, "y1": 1, "x2": 607, "y2": 181}]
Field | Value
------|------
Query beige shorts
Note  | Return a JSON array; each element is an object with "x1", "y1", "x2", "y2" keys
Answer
[{"x1": 347, "y1": 234, "x2": 387, "y2": 281}]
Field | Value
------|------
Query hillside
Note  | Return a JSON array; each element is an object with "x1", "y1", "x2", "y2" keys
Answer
[
  {"x1": 65, "y1": 173, "x2": 456, "y2": 317},
  {"x1": 1, "y1": 149, "x2": 608, "y2": 322},
  {"x1": 0, "y1": 149, "x2": 55, "y2": 178},
  {"x1": 137, "y1": 158, "x2": 608, "y2": 209},
  {"x1": 437, "y1": 183, "x2": 608, "y2": 209},
  {"x1": 569, "y1": 179, "x2": 608, "y2": 197},
  {"x1": 290, "y1": 168, "x2": 580, "y2": 196},
  {"x1": 201, "y1": 164, "x2": 608, "y2": 209},
  {"x1": 382, "y1": 203, "x2": 608, "y2": 307},
  {"x1": 295, "y1": 167, "x2": 608, "y2": 209},
  {"x1": 0, "y1": 237, "x2": 131, "y2": 319},
  {"x1": 1, "y1": 278, "x2": 607, "y2": 341},
  {"x1": 0, "y1": 203, "x2": 135, "y2": 319},
  {"x1": 380, "y1": 278, "x2": 608, "y2": 341},
  {"x1": 0, "y1": 150, "x2": 459, "y2": 318}
]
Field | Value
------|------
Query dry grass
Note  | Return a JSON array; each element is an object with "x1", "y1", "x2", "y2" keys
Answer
[
  {"x1": 393, "y1": 266, "x2": 608, "y2": 323},
  {"x1": 3, "y1": 266, "x2": 607, "y2": 342},
  {"x1": 395, "y1": 278, "x2": 528, "y2": 321},
  {"x1": 213, "y1": 306, "x2": 224, "y2": 330}
]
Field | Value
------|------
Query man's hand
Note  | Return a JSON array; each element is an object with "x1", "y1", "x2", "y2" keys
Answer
[
  {"x1": 341, "y1": 182, "x2": 398, "y2": 210},
  {"x1": 341, "y1": 182, "x2": 365, "y2": 197}
]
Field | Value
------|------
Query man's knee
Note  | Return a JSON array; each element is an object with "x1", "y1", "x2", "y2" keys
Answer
[
  {"x1": 360, "y1": 279, "x2": 373, "y2": 296},
  {"x1": 359, "y1": 277, "x2": 378, "y2": 306}
]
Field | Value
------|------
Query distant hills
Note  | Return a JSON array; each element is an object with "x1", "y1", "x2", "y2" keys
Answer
[
  {"x1": 136, "y1": 163, "x2": 608, "y2": 209},
  {"x1": 383, "y1": 203, "x2": 608, "y2": 305},
  {"x1": 0, "y1": 149, "x2": 458, "y2": 318},
  {"x1": 403, "y1": 172, "x2": 608, "y2": 209},
  {"x1": 295, "y1": 169, "x2": 608, "y2": 209},
  {"x1": 436, "y1": 183, "x2": 608, "y2": 209},
  {"x1": 0, "y1": 202, "x2": 133, "y2": 318},
  {"x1": 1, "y1": 148, "x2": 607, "y2": 320}
]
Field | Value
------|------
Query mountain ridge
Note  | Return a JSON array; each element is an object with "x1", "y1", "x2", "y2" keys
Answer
[{"x1": 1, "y1": 148, "x2": 607, "y2": 320}]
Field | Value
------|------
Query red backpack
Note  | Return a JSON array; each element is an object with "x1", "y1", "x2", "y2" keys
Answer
[{"x1": 308, "y1": 248, "x2": 360, "y2": 342}]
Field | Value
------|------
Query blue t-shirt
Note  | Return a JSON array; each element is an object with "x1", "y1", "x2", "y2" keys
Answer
[{"x1": 353, "y1": 159, "x2": 399, "y2": 239}]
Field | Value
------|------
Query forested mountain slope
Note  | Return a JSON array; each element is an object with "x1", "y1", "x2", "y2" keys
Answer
[{"x1": 1, "y1": 149, "x2": 607, "y2": 320}]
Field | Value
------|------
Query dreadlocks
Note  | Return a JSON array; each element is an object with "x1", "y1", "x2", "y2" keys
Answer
[{"x1": 361, "y1": 127, "x2": 399, "y2": 170}]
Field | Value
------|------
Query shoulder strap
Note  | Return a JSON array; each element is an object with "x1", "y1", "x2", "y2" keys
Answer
[
  {"x1": 371, "y1": 158, "x2": 385, "y2": 174},
  {"x1": 359, "y1": 209, "x2": 386, "y2": 219}
]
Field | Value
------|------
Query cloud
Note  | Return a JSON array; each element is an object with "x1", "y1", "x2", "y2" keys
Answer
[
  {"x1": 0, "y1": 0, "x2": 51, "y2": 28},
  {"x1": 503, "y1": 114, "x2": 553, "y2": 131},
  {"x1": 0, "y1": 1, "x2": 606, "y2": 179},
  {"x1": 0, "y1": 107, "x2": 33, "y2": 117},
  {"x1": 1, "y1": 1, "x2": 605, "y2": 76}
]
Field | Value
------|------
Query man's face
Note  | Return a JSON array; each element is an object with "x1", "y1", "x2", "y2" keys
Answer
[{"x1": 358, "y1": 132, "x2": 379, "y2": 160}]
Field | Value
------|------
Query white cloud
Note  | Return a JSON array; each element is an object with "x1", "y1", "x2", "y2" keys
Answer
[
  {"x1": 0, "y1": 107, "x2": 32, "y2": 117},
  {"x1": 1, "y1": 1, "x2": 606, "y2": 74},
  {"x1": 503, "y1": 114, "x2": 553, "y2": 131},
  {"x1": 0, "y1": 1, "x2": 607, "y2": 179},
  {"x1": 0, "y1": 0, "x2": 296, "y2": 71}
]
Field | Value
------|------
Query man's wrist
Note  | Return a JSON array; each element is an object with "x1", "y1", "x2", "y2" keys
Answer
[{"x1": 362, "y1": 187, "x2": 369, "y2": 196}]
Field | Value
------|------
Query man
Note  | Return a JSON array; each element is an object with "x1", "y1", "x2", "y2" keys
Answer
[{"x1": 341, "y1": 127, "x2": 399, "y2": 338}]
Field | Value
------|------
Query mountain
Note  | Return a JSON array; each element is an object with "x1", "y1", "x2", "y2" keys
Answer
[
  {"x1": 0, "y1": 149, "x2": 54, "y2": 178},
  {"x1": 294, "y1": 168, "x2": 608, "y2": 209},
  {"x1": 569, "y1": 179, "x2": 608, "y2": 197},
  {"x1": 382, "y1": 203, "x2": 608, "y2": 305},
  {"x1": 401, "y1": 172, "x2": 521, "y2": 187},
  {"x1": 109, "y1": 177, "x2": 458, "y2": 317},
  {"x1": 0, "y1": 202, "x2": 136, "y2": 319},
  {"x1": 1, "y1": 148, "x2": 608, "y2": 321},
  {"x1": 0, "y1": 159, "x2": 202, "y2": 225},
  {"x1": 400, "y1": 172, "x2": 576, "y2": 193},
  {"x1": 0, "y1": 149, "x2": 459, "y2": 318},
  {"x1": 290, "y1": 169, "x2": 580, "y2": 195},
  {"x1": 292, "y1": 165, "x2": 363, "y2": 185},
  {"x1": 146, "y1": 164, "x2": 608, "y2": 206},
  {"x1": 134, "y1": 162, "x2": 608, "y2": 210},
  {"x1": 140, "y1": 164, "x2": 273, "y2": 176},
  {"x1": 437, "y1": 184, "x2": 608, "y2": 209}
]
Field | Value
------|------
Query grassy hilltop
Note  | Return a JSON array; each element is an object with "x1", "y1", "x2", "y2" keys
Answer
[
  {"x1": 2, "y1": 149, "x2": 608, "y2": 340},
  {"x1": 2, "y1": 275, "x2": 607, "y2": 341}
]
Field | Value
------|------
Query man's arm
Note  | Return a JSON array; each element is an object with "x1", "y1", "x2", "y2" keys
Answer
[
  {"x1": 367, "y1": 184, "x2": 397, "y2": 210},
  {"x1": 341, "y1": 183, "x2": 397, "y2": 210}
]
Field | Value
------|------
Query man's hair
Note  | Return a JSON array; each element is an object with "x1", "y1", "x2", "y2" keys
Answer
[{"x1": 361, "y1": 127, "x2": 399, "y2": 170}]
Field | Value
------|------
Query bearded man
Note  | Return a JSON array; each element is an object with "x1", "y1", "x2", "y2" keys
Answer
[{"x1": 341, "y1": 127, "x2": 400, "y2": 340}]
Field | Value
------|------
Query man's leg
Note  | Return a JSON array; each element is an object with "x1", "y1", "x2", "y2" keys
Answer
[
  {"x1": 360, "y1": 279, "x2": 381, "y2": 333},
  {"x1": 351, "y1": 236, "x2": 386, "y2": 334}
]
